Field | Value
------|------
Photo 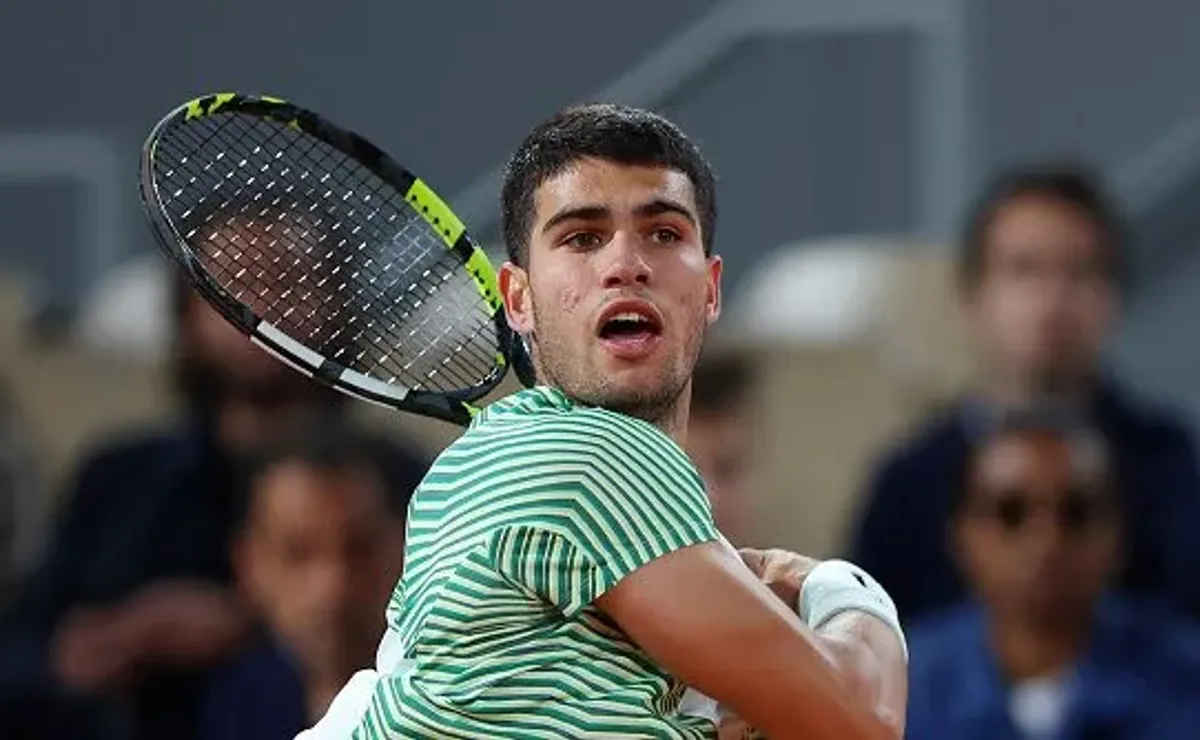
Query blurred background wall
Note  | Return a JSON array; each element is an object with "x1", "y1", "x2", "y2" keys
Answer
[{"x1": 4, "y1": 0, "x2": 1200, "y2": 550}]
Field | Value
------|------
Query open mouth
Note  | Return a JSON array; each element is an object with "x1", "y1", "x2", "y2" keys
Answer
[
  {"x1": 596, "y1": 301, "x2": 664, "y2": 359},
  {"x1": 599, "y1": 311, "x2": 663, "y2": 339}
]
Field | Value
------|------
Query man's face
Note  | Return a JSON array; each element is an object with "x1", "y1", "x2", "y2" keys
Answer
[
  {"x1": 177, "y1": 203, "x2": 349, "y2": 456},
  {"x1": 687, "y1": 409, "x2": 753, "y2": 542},
  {"x1": 178, "y1": 296, "x2": 333, "y2": 456},
  {"x1": 955, "y1": 430, "x2": 1118, "y2": 629},
  {"x1": 499, "y1": 158, "x2": 721, "y2": 422},
  {"x1": 965, "y1": 195, "x2": 1116, "y2": 390},
  {"x1": 239, "y1": 461, "x2": 404, "y2": 676}
]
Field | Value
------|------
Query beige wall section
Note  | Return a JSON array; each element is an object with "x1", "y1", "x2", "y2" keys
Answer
[
  {"x1": 0, "y1": 274, "x2": 172, "y2": 489},
  {"x1": 725, "y1": 244, "x2": 972, "y2": 556}
]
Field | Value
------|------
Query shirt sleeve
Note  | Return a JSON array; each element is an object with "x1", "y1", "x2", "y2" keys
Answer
[{"x1": 488, "y1": 409, "x2": 720, "y2": 617}]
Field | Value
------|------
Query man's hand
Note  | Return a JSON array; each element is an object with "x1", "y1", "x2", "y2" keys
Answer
[
  {"x1": 51, "y1": 607, "x2": 140, "y2": 695},
  {"x1": 717, "y1": 714, "x2": 756, "y2": 739},
  {"x1": 52, "y1": 581, "x2": 251, "y2": 694},
  {"x1": 737, "y1": 548, "x2": 821, "y2": 611},
  {"x1": 116, "y1": 580, "x2": 251, "y2": 667}
]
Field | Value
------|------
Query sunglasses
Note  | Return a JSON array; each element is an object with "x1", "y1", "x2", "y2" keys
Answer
[{"x1": 969, "y1": 488, "x2": 1112, "y2": 534}]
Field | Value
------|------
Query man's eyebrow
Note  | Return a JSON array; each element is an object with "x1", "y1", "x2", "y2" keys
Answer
[
  {"x1": 540, "y1": 199, "x2": 697, "y2": 234},
  {"x1": 635, "y1": 198, "x2": 697, "y2": 227},
  {"x1": 540, "y1": 206, "x2": 611, "y2": 234}
]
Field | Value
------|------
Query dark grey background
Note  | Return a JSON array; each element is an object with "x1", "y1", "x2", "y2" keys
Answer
[{"x1": 4, "y1": 0, "x2": 1200, "y2": 417}]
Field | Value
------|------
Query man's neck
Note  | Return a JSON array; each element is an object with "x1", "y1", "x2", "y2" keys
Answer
[
  {"x1": 656, "y1": 397, "x2": 691, "y2": 446},
  {"x1": 544, "y1": 376, "x2": 693, "y2": 446},
  {"x1": 610, "y1": 396, "x2": 689, "y2": 445},
  {"x1": 976, "y1": 373, "x2": 1095, "y2": 409},
  {"x1": 988, "y1": 613, "x2": 1091, "y2": 682}
]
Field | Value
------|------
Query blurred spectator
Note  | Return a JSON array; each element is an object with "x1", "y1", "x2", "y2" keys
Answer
[
  {"x1": 0, "y1": 223, "x2": 427, "y2": 740},
  {"x1": 687, "y1": 349, "x2": 756, "y2": 544},
  {"x1": 906, "y1": 407, "x2": 1200, "y2": 739},
  {"x1": 199, "y1": 419, "x2": 412, "y2": 740},
  {"x1": 849, "y1": 162, "x2": 1200, "y2": 625},
  {"x1": 0, "y1": 381, "x2": 44, "y2": 609},
  {"x1": 0, "y1": 272, "x2": 343, "y2": 740}
]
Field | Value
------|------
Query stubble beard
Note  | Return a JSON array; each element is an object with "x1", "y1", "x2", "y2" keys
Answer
[{"x1": 528, "y1": 298, "x2": 701, "y2": 427}]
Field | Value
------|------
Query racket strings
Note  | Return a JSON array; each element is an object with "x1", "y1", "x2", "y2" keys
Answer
[
  {"x1": 159, "y1": 113, "x2": 498, "y2": 388},
  {"x1": 217, "y1": 118, "x2": 501, "y2": 383},
  {"x1": 152, "y1": 112, "x2": 501, "y2": 393}
]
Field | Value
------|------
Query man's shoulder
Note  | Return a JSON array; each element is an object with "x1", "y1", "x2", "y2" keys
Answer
[
  {"x1": 867, "y1": 402, "x2": 965, "y2": 478},
  {"x1": 1099, "y1": 597, "x2": 1200, "y2": 680},
  {"x1": 1100, "y1": 382, "x2": 1197, "y2": 449},
  {"x1": 201, "y1": 640, "x2": 306, "y2": 739},
  {"x1": 74, "y1": 424, "x2": 200, "y2": 469},
  {"x1": 428, "y1": 387, "x2": 704, "y2": 511},
  {"x1": 902, "y1": 607, "x2": 990, "y2": 736},
  {"x1": 207, "y1": 640, "x2": 301, "y2": 694},
  {"x1": 1148, "y1": 620, "x2": 1200, "y2": 690},
  {"x1": 62, "y1": 424, "x2": 206, "y2": 505},
  {"x1": 906, "y1": 605, "x2": 987, "y2": 683}
]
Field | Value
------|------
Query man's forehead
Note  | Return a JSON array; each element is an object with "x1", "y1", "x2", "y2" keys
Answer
[
  {"x1": 256, "y1": 463, "x2": 386, "y2": 512},
  {"x1": 193, "y1": 209, "x2": 328, "y2": 292},
  {"x1": 533, "y1": 159, "x2": 698, "y2": 220},
  {"x1": 198, "y1": 208, "x2": 321, "y2": 242},
  {"x1": 976, "y1": 431, "x2": 1106, "y2": 479},
  {"x1": 975, "y1": 435, "x2": 1050, "y2": 476}
]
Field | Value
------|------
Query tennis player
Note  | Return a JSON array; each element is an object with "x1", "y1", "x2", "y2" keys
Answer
[{"x1": 297, "y1": 104, "x2": 908, "y2": 739}]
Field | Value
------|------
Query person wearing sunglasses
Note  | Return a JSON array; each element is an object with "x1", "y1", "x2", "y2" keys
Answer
[
  {"x1": 904, "y1": 406, "x2": 1200, "y2": 739},
  {"x1": 849, "y1": 164, "x2": 1200, "y2": 629}
]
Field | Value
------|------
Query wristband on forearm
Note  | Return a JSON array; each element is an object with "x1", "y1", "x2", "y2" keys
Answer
[{"x1": 797, "y1": 559, "x2": 908, "y2": 661}]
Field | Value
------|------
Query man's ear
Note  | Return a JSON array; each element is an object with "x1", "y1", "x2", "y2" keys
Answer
[
  {"x1": 499, "y1": 261, "x2": 534, "y2": 335},
  {"x1": 705, "y1": 255, "x2": 723, "y2": 325}
]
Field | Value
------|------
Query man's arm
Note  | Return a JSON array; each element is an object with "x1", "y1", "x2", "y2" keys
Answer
[
  {"x1": 812, "y1": 612, "x2": 906, "y2": 733},
  {"x1": 597, "y1": 540, "x2": 906, "y2": 740},
  {"x1": 738, "y1": 548, "x2": 906, "y2": 733}
]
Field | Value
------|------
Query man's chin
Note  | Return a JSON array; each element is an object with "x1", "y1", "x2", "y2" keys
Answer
[
  {"x1": 1026, "y1": 362, "x2": 1093, "y2": 395},
  {"x1": 596, "y1": 363, "x2": 665, "y2": 394},
  {"x1": 291, "y1": 634, "x2": 361, "y2": 672},
  {"x1": 590, "y1": 383, "x2": 684, "y2": 424}
]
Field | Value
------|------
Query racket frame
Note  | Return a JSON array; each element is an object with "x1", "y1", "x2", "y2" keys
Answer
[{"x1": 139, "y1": 92, "x2": 527, "y2": 427}]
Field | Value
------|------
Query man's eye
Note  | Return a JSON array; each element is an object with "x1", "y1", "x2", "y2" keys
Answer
[
  {"x1": 565, "y1": 232, "x2": 603, "y2": 248},
  {"x1": 652, "y1": 228, "x2": 682, "y2": 244}
]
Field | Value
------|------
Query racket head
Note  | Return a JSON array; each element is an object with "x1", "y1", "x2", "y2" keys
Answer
[{"x1": 139, "y1": 92, "x2": 529, "y2": 426}]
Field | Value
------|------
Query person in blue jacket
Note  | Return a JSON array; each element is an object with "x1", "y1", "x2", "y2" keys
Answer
[{"x1": 906, "y1": 405, "x2": 1200, "y2": 740}]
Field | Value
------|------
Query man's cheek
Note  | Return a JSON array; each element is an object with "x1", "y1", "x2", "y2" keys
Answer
[{"x1": 559, "y1": 287, "x2": 583, "y2": 313}]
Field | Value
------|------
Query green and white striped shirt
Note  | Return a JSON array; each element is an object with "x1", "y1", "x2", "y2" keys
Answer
[{"x1": 354, "y1": 386, "x2": 723, "y2": 738}]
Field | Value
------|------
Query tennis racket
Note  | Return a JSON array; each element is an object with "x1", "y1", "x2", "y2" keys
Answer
[{"x1": 138, "y1": 92, "x2": 536, "y2": 427}]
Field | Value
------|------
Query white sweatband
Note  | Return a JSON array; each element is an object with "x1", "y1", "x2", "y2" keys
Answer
[{"x1": 798, "y1": 559, "x2": 908, "y2": 661}]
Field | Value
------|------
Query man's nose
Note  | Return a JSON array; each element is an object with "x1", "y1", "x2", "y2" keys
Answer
[{"x1": 600, "y1": 232, "x2": 652, "y2": 289}]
